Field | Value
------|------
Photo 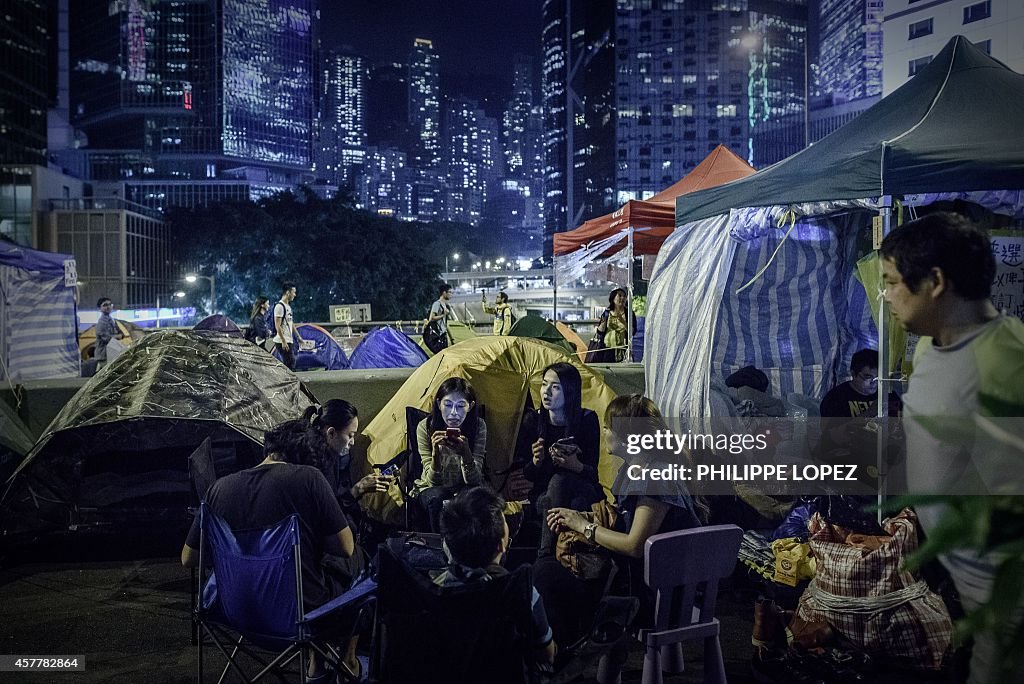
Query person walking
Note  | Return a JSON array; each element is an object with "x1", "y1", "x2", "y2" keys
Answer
[{"x1": 273, "y1": 282, "x2": 307, "y2": 370}]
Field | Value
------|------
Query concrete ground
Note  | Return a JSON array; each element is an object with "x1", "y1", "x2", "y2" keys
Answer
[{"x1": 0, "y1": 542, "x2": 758, "y2": 684}]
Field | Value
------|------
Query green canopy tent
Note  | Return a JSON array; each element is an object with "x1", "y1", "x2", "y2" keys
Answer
[{"x1": 508, "y1": 315, "x2": 574, "y2": 355}]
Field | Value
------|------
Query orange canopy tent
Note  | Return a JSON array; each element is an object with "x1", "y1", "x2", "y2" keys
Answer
[{"x1": 552, "y1": 145, "x2": 755, "y2": 257}]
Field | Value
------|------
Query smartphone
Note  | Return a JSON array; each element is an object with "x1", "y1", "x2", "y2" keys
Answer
[
  {"x1": 380, "y1": 464, "x2": 399, "y2": 478},
  {"x1": 446, "y1": 427, "x2": 461, "y2": 440},
  {"x1": 555, "y1": 436, "x2": 576, "y2": 446}
]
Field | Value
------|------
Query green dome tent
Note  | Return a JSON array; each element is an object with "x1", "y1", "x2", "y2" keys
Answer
[{"x1": 507, "y1": 315, "x2": 574, "y2": 355}]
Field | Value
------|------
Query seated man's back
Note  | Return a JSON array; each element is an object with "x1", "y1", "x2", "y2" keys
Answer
[{"x1": 183, "y1": 422, "x2": 353, "y2": 609}]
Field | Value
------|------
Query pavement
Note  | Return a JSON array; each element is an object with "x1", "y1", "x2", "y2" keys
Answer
[{"x1": 0, "y1": 537, "x2": 759, "y2": 684}]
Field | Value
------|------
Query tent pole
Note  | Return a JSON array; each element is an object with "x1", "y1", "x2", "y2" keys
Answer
[
  {"x1": 626, "y1": 227, "x2": 634, "y2": 363},
  {"x1": 876, "y1": 196, "x2": 893, "y2": 523},
  {"x1": 552, "y1": 262, "x2": 558, "y2": 321}
]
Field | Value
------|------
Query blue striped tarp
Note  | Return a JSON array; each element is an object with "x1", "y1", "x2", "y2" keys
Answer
[
  {"x1": 646, "y1": 208, "x2": 876, "y2": 425},
  {"x1": 1, "y1": 251, "x2": 80, "y2": 381}
]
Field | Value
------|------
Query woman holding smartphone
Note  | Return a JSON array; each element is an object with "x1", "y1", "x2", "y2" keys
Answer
[
  {"x1": 410, "y1": 377, "x2": 488, "y2": 532},
  {"x1": 525, "y1": 362, "x2": 604, "y2": 558}
]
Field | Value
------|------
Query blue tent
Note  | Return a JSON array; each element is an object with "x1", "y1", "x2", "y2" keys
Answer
[
  {"x1": 0, "y1": 242, "x2": 79, "y2": 380},
  {"x1": 349, "y1": 326, "x2": 428, "y2": 369},
  {"x1": 273, "y1": 323, "x2": 348, "y2": 371}
]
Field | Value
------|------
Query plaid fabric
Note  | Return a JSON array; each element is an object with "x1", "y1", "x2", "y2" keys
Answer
[{"x1": 796, "y1": 508, "x2": 952, "y2": 670}]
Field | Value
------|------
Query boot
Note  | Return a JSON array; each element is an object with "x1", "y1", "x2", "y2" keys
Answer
[{"x1": 752, "y1": 598, "x2": 788, "y2": 652}]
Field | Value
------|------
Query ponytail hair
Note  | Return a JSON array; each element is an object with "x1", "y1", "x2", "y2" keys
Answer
[{"x1": 300, "y1": 400, "x2": 359, "y2": 471}]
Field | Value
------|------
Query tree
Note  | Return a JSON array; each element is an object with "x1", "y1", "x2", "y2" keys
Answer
[{"x1": 167, "y1": 191, "x2": 447, "y2": 323}]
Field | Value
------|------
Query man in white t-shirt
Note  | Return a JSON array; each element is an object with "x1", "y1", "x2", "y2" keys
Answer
[
  {"x1": 273, "y1": 282, "x2": 307, "y2": 370},
  {"x1": 881, "y1": 212, "x2": 1024, "y2": 684}
]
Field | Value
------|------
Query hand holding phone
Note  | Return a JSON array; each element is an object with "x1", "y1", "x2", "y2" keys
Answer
[{"x1": 446, "y1": 427, "x2": 461, "y2": 441}]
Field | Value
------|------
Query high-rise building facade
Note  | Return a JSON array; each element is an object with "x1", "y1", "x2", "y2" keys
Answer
[
  {"x1": 358, "y1": 146, "x2": 407, "y2": 218},
  {"x1": 221, "y1": 0, "x2": 314, "y2": 168},
  {"x1": 815, "y1": 0, "x2": 883, "y2": 104},
  {"x1": 615, "y1": 0, "x2": 751, "y2": 203},
  {"x1": 366, "y1": 61, "x2": 408, "y2": 146},
  {"x1": 445, "y1": 97, "x2": 498, "y2": 226},
  {"x1": 807, "y1": 0, "x2": 882, "y2": 143},
  {"x1": 542, "y1": 0, "x2": 616, "y2": 253},
  {"x1": 882, "y1": 0, "x2": 1024, "y2": 96},
  {"x1": 1, "y1": 0, "x2": 50, "y2": 165},
  {"x1": 317, "y1": 48, "x2": 367, "y2": 188},
  {"x1": 746, "y1": 0, "x2": 809, "y2": 167},
  {"x1": 68, "y1": 0, "x2": 316, "y2": 212},
  {"x1": 408, "y1": 38, "x2": 441, "y2": 169}
]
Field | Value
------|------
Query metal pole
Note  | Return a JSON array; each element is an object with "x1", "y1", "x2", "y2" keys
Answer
[
  {"x1": 876, "y1": 197, "x2": 893, "y2": 522},
  {"x1": 156, "y1": 295, "x2": 161, "y2": 329},
  {"x1": 804, "y1": 26, "x2": 809, "y2": 147},
  {"x1": 209, "y1": 275, "x2": 216, "y2": 315},
  {"x1": 626, "y1": 227, "x2": 634, "y2": 363}
]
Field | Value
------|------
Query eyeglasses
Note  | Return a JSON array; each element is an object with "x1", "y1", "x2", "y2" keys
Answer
[{"x1": 442, "y1": 401, "x2": 471, "y2": 412}]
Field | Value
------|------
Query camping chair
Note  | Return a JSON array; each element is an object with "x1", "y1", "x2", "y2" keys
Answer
[
  {"x1": 194, "y1": 504, "x2": 376, "y2": 683},
  {"x1": 395, "y1": 405, "x2": 489, "y2": 531},
  {"x1": 373, "y1": 534, "x2": 537, "y2": 684},
  {"x1": 188, "y1": 438, "x2": 216, "y2": 645},
  {"x1": 597, "y1": 525, "x2": 743, "y2": 684}
]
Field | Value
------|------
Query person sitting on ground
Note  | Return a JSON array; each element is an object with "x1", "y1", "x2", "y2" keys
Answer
[
  {"x1": 524, "y1": 362, "x2": 604, "y2": 559},
  {"x1": 409, "y1": 377, "x2": 488, "y2": 533},
  {"x1": 482, "y1": 290, "x2": 515, "y2": 335},
  {"x1": 302, "y1": 401, "x2": 394, "y2": 582},
  {"x1": 534, "y1": 394, "x2": 706, "y2": 647},
  {"x1": 819, "y1": 348, "x2": 899, "y2": 418},
  {"x1": 434, "y1": 486, "x2": 556, "y2": 675},
  {"x1": 724, "y1": 365, "x2": 786, "y2": 417},
  {"x1": 181, "y1": 420, "x2": 356, "y2": 680}
]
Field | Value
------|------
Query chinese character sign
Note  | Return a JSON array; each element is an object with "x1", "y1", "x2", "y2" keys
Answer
[{"x1": 991, "y1": 235, "x2": 1024, "y2": 322}]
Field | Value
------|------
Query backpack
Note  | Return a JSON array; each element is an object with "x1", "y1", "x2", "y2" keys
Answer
[
  {"x1": 423, "y1": 319, "x2": 448, "y2": 354},
  {"x1": 266, "y1": 301, "x2": 282, "y2": 338}
]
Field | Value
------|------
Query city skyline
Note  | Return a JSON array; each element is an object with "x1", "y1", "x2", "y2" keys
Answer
[{"x1": 320, "y1": 0, "x2": 543, "y2": 115}]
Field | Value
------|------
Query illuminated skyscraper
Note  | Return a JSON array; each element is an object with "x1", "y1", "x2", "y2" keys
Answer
[
  {"x1": 408, "y1": 38, "x2": 441, "y2": 169},
  {"x1": 67, "y1": 0, "x2": 316, "y2": 211},
  {"x1": 541, "y1": 0, "x2": 616, "y2": 253},
  {"x1": 746, "y1": 0, "x2": 809, "y2": 167},
  {"x1": 615, "y1": 1, "x2": 751, "y2": 202},
  {"x1": 445, "y1": 97, "x2": 498, "y2": 226},
  {"x1": 317, "y1": 47, "x2": 367, "y2": 187}
]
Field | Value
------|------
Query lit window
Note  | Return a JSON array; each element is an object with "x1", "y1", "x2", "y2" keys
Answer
[{"x1": 672, "y1": 104, "x2": 693, "y2": 117}]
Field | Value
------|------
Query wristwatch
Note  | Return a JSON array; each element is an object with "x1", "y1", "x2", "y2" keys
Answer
[{"x1": 583, "y1": 522, "x2": 598, "y2": 543}]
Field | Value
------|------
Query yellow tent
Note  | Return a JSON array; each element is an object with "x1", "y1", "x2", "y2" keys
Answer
[{"x1": 358, "y1": 336, "x2": 620, "y2": 524}]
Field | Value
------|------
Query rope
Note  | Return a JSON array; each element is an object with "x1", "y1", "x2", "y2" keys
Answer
[
  {"x1": 805, "y1": 579, "x2": 930, "y2": 615},
  {"x1": 735, "y1": 208, "x2": 799, "y2": 295}
]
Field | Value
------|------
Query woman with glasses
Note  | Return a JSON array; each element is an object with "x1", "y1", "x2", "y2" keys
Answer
[{"x1": 410, "y1": 377, "x2": 488, "y2": 532}]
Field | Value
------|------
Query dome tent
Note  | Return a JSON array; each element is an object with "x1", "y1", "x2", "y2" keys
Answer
[
  {"x1": 1, "y1": 329, "x2": 317, "y2": 539},
  {"x1": 349, "y1": 326, "x2": 428, "y2": 369},
  {"x1": 358, "y1": 336, "x2": 619, "y2": 525}
]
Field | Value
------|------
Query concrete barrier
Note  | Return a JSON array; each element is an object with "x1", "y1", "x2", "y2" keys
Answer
[{"x1": 1, "y1": 364, "x2": 646, "y2": 442}]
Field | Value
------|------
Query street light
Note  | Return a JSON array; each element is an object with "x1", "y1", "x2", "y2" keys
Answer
[
  {"x1": 444, "y1": 253, "x2": 460, "y2": 277},
  {"x1": 155, "y1": 291, "x2": 185, "y2": 328},
  {"x1": 184, "y1": 273, "x2": 216, "y2": 314}
]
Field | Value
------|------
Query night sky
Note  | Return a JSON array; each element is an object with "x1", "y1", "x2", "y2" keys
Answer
[{"x1": 319, "y1": 0, "x2": 543, "y2": 114}]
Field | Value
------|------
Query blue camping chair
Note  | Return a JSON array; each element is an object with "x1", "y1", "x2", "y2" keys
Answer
[{"x1": 194, "y1": 504, "x2": 375, "y2": 683}]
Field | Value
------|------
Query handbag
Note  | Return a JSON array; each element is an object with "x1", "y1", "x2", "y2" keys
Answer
[
  {"x1": 555, "y1": 500, "x2": 619, "y2": 581},
  {"x1": 423, "y1": 319, "x2": 449, "y2": 354}
]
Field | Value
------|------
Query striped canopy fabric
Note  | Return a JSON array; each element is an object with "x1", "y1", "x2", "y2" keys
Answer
[
  {"x1": 645, "y1": 206, "x2": 876, "y2": 426},
  {"x1": 0, "y1": 244, "x2": 80, "y2": 381}
]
